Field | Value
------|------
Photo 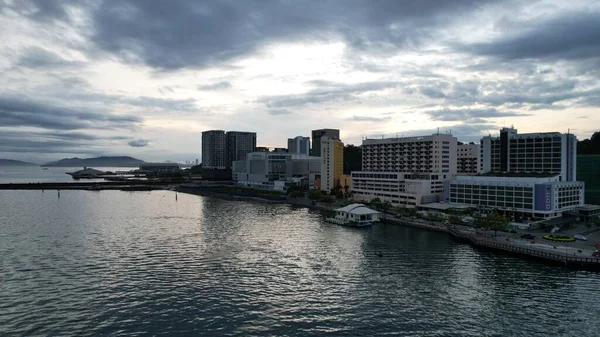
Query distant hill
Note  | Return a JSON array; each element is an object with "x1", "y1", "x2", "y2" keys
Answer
[
  {"x1": 42, "y1": 156, "x2": 145, "y2": 167},
  {"x1": 0, "y1": 159, "x2": 38, "y2": 166}
]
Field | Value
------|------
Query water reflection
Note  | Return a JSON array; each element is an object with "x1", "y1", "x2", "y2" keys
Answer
[{"x1": 0, "y1": 190, "x2": 599, "y2": 337}]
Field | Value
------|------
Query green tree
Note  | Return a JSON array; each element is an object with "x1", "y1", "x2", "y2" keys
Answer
[
  {"x1": 487, "y1": 211, "x2": 509, "y2": 236},
  {"x1": 381, "y1": 201, "x2": 392, "y2": 214},
  {"x1": 449, "y1": 215, "x2": 463, "y2": 225},
  {"x1": 308, "y1": 189, "x2": 322, "y2": 200},
  {"x1": 369, "y1": 198, "x2": 382, "y2": 211},
  {"x1": 343, "y1": 145, "x2": 362, "y2": 174},
  {"x1": 322, "y1": 195, "x2": 335, "y2": 204},
  {"x1": 288, "y1": 190, "x2": 304, "y2": 198}
]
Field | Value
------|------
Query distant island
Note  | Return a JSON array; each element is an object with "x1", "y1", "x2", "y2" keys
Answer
[
  {"x1": 42, "y1": 156, "x2": 145, "y2": 167},
  {"x1": 0, "y1": 159, "x2": 39, "y2": 166}
]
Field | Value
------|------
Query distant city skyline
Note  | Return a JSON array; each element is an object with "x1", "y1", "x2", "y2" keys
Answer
[{"x1": 1, "y1": 1, "x2": 599, "y2": 163}]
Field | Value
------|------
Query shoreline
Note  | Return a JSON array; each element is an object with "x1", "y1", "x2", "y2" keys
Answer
[{"x1": 176, "y1": 186, "x2": 600, "y2": 271}]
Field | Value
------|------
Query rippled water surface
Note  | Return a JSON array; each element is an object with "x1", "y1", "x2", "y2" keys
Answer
[{"x1": 1, "y1": 190, "x2": 599, "y2": 336}]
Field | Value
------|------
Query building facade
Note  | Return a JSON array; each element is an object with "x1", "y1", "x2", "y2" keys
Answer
[
  {"x1": 446, "y1": 175, "x2": 584, "y2": 219},
  {"x1": 139, "y1": 162, "x2": 180, "y2": 173},
  {"x1": 226, "y1": 131, "x2": 257, "y2": 167},
  {"x1": 447, "y1": 127, "x2": 584, "y2": 219},
  {"x1": 233, "y1": 152, "x2": 321, "y2": 190},
  {"x1": 320, "y1": 136, "x2": 344, "y2": 192},
  {"x1": 457, "y1": 143, "x2": 481, "y2": 175},
  {"x1": 311, "y1": 129, "x2": 340, "y2": 157},
  {"x1": 201, "y1": 130, "x2": 227, "y2": 169},
  {"x1": 481, "y1": 127, "x2": 577, "y2": 181},
  {"x1": 351, "y1": 133, "x2": 457, "y2": 206},
  {"x1": 288, "y1": 136, "x2": 310, "y2": 155}
]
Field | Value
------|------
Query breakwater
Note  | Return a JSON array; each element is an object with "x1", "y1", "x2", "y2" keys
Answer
[{"x1": 0, "y1": 181, "x2": 166, "y2": 190}]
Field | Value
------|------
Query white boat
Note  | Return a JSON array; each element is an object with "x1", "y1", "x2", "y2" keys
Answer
[{"x1": 325, "y1": 204, "x2": 381, "y2": 227}]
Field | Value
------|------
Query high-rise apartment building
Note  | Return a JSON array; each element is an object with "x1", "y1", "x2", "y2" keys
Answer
[
  {"x1": 311, "y1": 129, "x2": 340, "y2": 157},
  {"x1": 320, "y1": 136, "x2": 344, "y2": 192},
  {"x1": 481, "y1": 127, "x2": 577, "y2": 181},
  {"x1": 288, "y1": 136, "x2": 310, "y2": 155},
  {"x1": 351, "y1": 133, "x2": 457, "y2": 206},
  {"x1": 201, "y1": 130, "x2": 227, "y2": 169},
  {"x1": 202, "y1": 130, "x2": 256, "y2": 170},
  {"x1": 226, "y1": 131, "x2": 257, "y2": 167},
  {"x1": 457, "y1": 143, "x2": 481, "y2": 175}
]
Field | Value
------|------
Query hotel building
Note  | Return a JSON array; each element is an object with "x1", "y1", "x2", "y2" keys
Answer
[
  {"x1": 457, "y1": 143, "x2": 480, "y2": 175},
  {"x1": 320, "y1": 136, "x2": 344, "y2": 192},
  {"x1": 447, "y1": 128, "x2": 584, "y2": 219},
  {"x1": 351, "y1": 133, "x2": 457, "y2": 206},
  {"x1": 481, "y1": 127, "x2": 577, "y2": 181}
]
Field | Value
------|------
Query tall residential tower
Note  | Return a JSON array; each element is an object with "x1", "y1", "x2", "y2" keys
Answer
[
  {"x1": 287, "y1": 136, "x2": 310, "y2": 155},
  {"x1": 311, "y1": 129, "x2": 340, "y2": 157}
]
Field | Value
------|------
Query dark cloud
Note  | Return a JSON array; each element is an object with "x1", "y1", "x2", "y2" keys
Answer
[
  {"x1": 419, "y1": 86, "x2": 446, "y2": 99},
  {"x1": 258, "y1": 80, "x2": 400, "y2": 108},
  {"x1": 346, "y1": 115, "x2": 391, "y2": 122},
  {"x1": 198, "y1": 81, "x2": 232, "y2": 91},
  {"x1": 0, "y1": 95, "x2": 142, "y2": 131},
  {"x1": 51, "y1": 91, "x2": 199, "y2": 113},
  {"x1": 15, "y1": 47, "x2": 80, "y2": 69},
  {"x1": 73, "y1": 0, "x2": 504, "y2": 70},
  {"x1": 462, "y1": 12, "x2": 600, "y2": 61},
  {"x1": 268, "y1": 109, "x2": 292, "y2": 115},
  {"x1": 424, "y1": 108, "x2": 528, "y2": 122},
  {"x1": 128, "y1": 139, "x2": 150, "y2": 147}
]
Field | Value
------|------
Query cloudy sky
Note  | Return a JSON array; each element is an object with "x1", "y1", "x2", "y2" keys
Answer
[{"x1": 1, "y1": 0, "x2": 599, "y2": 163}]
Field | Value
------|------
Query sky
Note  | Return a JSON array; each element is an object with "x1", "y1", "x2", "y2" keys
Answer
[{"x1": 1, "y1": 0, "x2": 599, "y2": 164}]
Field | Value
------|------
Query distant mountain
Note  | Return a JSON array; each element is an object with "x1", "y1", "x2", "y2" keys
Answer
[
  {"x1": 42, "y1": 156, "x2": 145, "y2": 167},
  {"x1": 0, "y1": 159, "x2": 39, "y2": 166}
]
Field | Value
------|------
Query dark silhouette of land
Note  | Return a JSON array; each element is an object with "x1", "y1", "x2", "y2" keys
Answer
[
  {"x1": 42, "y1": 156, "x2": 145, "y2": 167},
  {"x1": 0, "y1": 159, "x2": 38, "y2": 166}
]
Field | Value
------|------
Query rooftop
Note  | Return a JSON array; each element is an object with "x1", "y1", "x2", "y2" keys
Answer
[
  {"x1": 479, "y1": 172, "x2": 559, "y2": 178},
  {"x1": 336, "y1": 203, "x2": 380, "y2": 215},
  {"x1": 418, "y1": 202, "x2": 473, "y2": 211}
]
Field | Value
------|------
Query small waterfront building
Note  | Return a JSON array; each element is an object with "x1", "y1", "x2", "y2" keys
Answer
[{"x1": 334, "y1": 203, "x2": 380, "y2": 224}]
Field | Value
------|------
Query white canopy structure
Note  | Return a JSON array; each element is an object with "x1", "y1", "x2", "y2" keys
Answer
[{"x1": 334, "y1": 204, "x2": 381, "y2": 224}]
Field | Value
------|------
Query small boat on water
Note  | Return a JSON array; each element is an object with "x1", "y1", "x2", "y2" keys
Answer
[{"x1": 325, "y1": 203, "x2": 381, "y2": 227}]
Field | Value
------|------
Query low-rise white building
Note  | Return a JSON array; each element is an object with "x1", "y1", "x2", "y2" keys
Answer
[
  {"x1": 351, "y1": 172, "x2": 449, "y2": 206},
  {"x1": 445, "y1": 174, "x2": 584, "y2": 219},
  {"x1": 233, "y1": 152, "x2": 321, "y2": 191}
]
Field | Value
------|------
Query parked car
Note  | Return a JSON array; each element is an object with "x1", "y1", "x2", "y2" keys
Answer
[
  {"x1": 593, "y1": 250, "x2": 599, "y2": 258},
  {"x1": 574, "y1": 234, "x2": 588, "y2": 241},
  {"x1": 521, "y1": 234, "x2": 535, "y2": 240}
]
